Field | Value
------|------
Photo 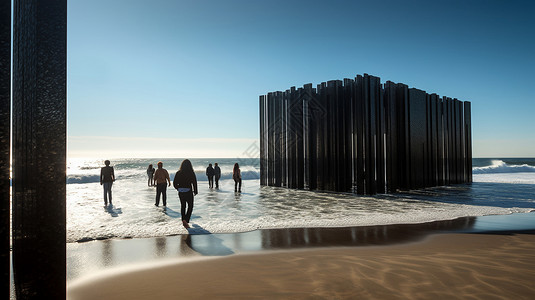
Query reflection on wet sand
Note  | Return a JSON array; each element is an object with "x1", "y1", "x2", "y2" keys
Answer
[
  {"x1": 259, "y1": 217, "x2": 476, "y2": 249},
  {"x1": 67, "y1": 212, "x2": 535, "y2": 283}
]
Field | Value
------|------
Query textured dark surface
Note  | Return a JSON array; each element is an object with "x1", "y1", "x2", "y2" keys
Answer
[
  {"x1": 464, "y1": 102, "x2": 472, "y2": 182},
  {"x1": 259, "y1": 96, "x2": 266, "y2": 186},
  {"x1": 259, "y1": 73, "x2": 472, "y2": 194},
  {"x1": 12, "y1": 0, "x2": 67, "y2": 298},
  {"x1": 408, "y1": 88, "x2": 427, "y2": 189},
  {"x1": 1, "y1": 0, "x2": 10, "y2": 298}
]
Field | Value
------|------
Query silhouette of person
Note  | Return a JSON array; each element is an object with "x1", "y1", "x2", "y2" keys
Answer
[
  {"x1": 214, "y1": 163, "x2": 221, "y2": 188},
  {"x1": 206, "y1": 163, "x2": 215, "y2": 188},
  {"x1": 153, "y1": 161, "x2": 171, "y2": 206},
  {"x1": 100, "y1": 160, "x2": 115, "y2": 206},
  {"x1": 233, "y1": 163, "x2": 242, "y2": 192},
  {"x1": 147, "y1": 164, "x2": 155, "y2": 187},
  {"x1": 173, "y1": 159, "x2": 198, "y2": 228}
]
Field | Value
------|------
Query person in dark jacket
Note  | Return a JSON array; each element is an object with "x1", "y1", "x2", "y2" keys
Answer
[
  {"x1": 147, "y1": 164, "x2": 155, "y2": 186},
  {"x1": 206, "y1": 163, "x2": 215, "y2": 188},
  {"x1": 174, "y1": 159, "x2": 198, "y2": 228},
  {"x1": 233, "y1": 163, "x2": 241, "y2": 192},
  {"x1": 214, "y1": 162, "x2": 221, "y2": 188},
  {"x1": 100, "y1": 160, "x2": 115, "y2": 206}
]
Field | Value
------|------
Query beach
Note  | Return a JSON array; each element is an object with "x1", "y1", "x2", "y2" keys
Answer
[
  {"x1": 59, "y1": 158, "x2": 535, "y2": 298},
  {"x1": 67, "y1": 229, "x2": 535, "y2": 299}
]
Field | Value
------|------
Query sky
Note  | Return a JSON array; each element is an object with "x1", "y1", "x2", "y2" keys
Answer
[{"x1": 67, "y1": 0, "x2": 535, "y2": 158}]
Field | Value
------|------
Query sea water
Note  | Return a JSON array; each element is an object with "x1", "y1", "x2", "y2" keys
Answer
[{"x1": 66, "y1": 158, "x2": 535, "y2": 243}]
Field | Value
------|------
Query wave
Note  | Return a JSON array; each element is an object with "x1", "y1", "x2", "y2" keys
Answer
[
  {"x1": 473, "y1": 160, "x2": 535, "y2": 174},
  {"x1": 67, "y1": 170, "x2": 261, "y2": 184},
  {"x1": 67, "y1": 174, "x2": 101, "y2": 184},
  {"x1": 191, "y1": 170, "x2": 260, "y2": 181}
]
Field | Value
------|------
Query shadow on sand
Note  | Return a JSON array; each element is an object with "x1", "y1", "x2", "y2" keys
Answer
[{"x1": 183, "y1": 224, "x2": 234, "y2": 256}]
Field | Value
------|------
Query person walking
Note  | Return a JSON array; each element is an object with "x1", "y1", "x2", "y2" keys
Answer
[
  {"x1": 100, "y1": 160, "x2": 115, "y2": 206},
  {"x1": 154, "y1": 161, "x2": 171, "y2": 206},
  {"x1": 173, "y1": 159, "x2": 198, "y2": 229},
  {"x1": 147, "y1": 164, "x2": 155, "y2": 186},
  {"x1": 233, "y1": 163, "x2": 242, "y2": 192},
  {"x1": 206, "y1": 163, "x2": 215, "y2": 188},
  {"x1": 214, "y1": 162, "x2": 221, "y2": 188}
]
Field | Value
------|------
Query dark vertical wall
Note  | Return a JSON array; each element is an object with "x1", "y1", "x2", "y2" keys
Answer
[
  {"x1": 12, "y1": 1, "x2": 67, "y2": 298},
  {"x1": 0, "y1": 0, "x2": 10, "y2": 297},
  {"x1": 259, "y1": 73, "x2": 472, "y2": 194}
]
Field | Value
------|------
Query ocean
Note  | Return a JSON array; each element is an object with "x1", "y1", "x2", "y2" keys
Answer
[{"x1": 66, "y1": 158, "x2": 535, "y2": 243}]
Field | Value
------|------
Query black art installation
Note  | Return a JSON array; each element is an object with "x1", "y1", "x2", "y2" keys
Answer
[{"x1": 260, "y1": 74, "x2": 472, "y2": 194}]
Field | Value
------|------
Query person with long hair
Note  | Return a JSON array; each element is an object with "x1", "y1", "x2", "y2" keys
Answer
[
  {"x1": 100, "y1": 160, "x2": 115, "y2": 206},
  {"x1": 146, "y1": 164, "x2": 155, "y2": 187},
  {"x1": 173, "y1": 159, "x2": 198, "y2": 228},
  {"x1": 233, "y1": 163, "x2": 242, "y2": 192}
]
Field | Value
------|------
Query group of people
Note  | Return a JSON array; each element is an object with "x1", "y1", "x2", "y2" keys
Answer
[
  {"x1": 205, "y1": 163, "x2": 221, "y2": 188},
  {"x1": 100, "y1": 160, "x2": 243, "y2": 229},
  {"x1": 206, "y1": 162, "x2": 242, "y2": 192}
]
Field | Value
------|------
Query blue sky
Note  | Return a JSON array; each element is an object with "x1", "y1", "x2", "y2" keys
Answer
[{"x1": 67, "y1": 0, "x2": 535, "y2": 158}]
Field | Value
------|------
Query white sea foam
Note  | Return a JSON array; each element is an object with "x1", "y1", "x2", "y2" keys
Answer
[
  {"x1": 65, "y1": 158, "x2": 535, "y2": 243},
  {"x1": 473, "y1": 159, "x2": 535, "y2": 174}
]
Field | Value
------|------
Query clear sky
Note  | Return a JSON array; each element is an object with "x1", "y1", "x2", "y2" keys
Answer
[{"x1": 67, "y1": 0, "x2": 535, "y2": 158}]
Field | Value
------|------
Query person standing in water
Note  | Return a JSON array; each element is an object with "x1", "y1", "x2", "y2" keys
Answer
[
  {"x1": 233, "y1": 163, "x2": 242, "y2": 192},
  {"x1": 206, "y1": 163, "x2": 215, "y2": 188},
  {"x1": 100, "y1": 160, "x2": 115, "y2": 206},
  {"x1": 146, "y1": 164, "x2": 155, "y2": 186},
  {"x1": 214, "y1": 162, "x2": 221, "y2": 189},
  {"x1": 173, "y1": 159, "x2": 198, "y2": 228},
  {"x1": 153, "y1": 161, "x2": 171, "y2": 206}
]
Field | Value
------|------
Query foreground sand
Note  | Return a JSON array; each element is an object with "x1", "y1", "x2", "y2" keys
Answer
[{"x1": 68, "y1": 233, "x2": 535, "y2": 299}]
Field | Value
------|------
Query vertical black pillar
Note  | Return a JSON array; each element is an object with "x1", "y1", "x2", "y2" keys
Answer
[
  {"x1": 363, "y1": 75, "x2": 376, "y2": 194},
  {"x1": 273, "y1": 92, "x2": 282, "y2": 187},
  {"x1": 428, "y1": 94, "x2": 439, "y2": 187},
  {"x1": 259, "y1": 95, "x2": 266, "y2": 186},
  {"x1": 295, "y1": 89, "x2": 304, "y2": 189},
  {"x1": 0, "y1": 0, "x2": 11, "y2": 297},
  {"x1": 375, "y1": 79, "x2": 385, "y2": 193},
  {"x1": 464, "y1": 102, "x2": 472, "y2": 183},
  {"x1": 384, "y1": 81, "x2": 397, "y2": 192},
  {"x1": 281, "y1": 91, "x2": 288, "y2": 187},
  {"x1": 307, "y1": 86, "x2": 318, "y2": 190},
  {"x1": 408, "y1": 88, "x2": 427, "y2": 189},
  {"x1": 454, "y1": 99, "x2": 463, "y2": 183},
  {"x1": 317, "y1": 83, "x2": 327, "y2": 190},
  {"x1": 437, "y1": 97, "x2": 444, "y2": 185},
  {"x1": 287, "y1": 86, "x2": 303, "y2": 189},
  {"x1": 342, "y1": 79, "x2": 353, "y2": 192},
  {"x1": 385, "y1": 81, "x2": 409, "y2": 192},
  {"x1": 354, "y1": 75, "x2": 368, "y2": 195},
  {"x1": 302, "y1": 83, "x2": 314, "y2": 190},
  {"x1": 444, "y1": 97, "x2": 453, "y2": 185},
  {"x1": 267, "y1": 93, "x2": 275, "y2": 186},
  {"x1": 12, "y1": 0, "x2": 67, "y2": 298}
]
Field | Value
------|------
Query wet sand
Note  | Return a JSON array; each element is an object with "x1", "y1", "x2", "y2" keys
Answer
[
  {"x1": 67, "y1": 233, "x2": 535, "y2": 299},
  {"x1": 67, "y1": 214, "x2": 535, "y2": 300}
]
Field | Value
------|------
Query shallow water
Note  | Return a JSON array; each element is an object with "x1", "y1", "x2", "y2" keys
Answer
[{"x1": 67, "y1": 158, "x2": 535, "y2": 242}]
